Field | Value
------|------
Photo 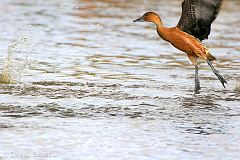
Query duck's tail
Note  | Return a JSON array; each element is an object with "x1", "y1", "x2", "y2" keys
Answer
[
  {"x1": 200, "y1": 44, "x2": 216, "y2": 61},
  {"x1": 206, "y1": 52, "x2": 216, "y2": 61}
]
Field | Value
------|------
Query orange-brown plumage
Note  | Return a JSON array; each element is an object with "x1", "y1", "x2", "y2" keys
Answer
[
  {"x1": 140, "y1": 12, "x2": 216, "y2": 65},
  {"x1": 133, "y1": 11, "x2": 227, "y2": 94},
  {"x1": 159, "y1": 27, "x2": 216, "y2": 64}
]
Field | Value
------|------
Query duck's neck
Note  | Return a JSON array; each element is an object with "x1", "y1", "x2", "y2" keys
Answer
[
  {"x1": 155, "y1": 18, "x2": 163, "y2": 28},
  {"x1": 154, "y1": 18, "x2": 168, "y2": 41}
]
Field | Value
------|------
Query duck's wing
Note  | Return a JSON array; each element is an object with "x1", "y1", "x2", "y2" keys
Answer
[{"x1": 177, "y1": 0, "x2": 223, "y2": 41}]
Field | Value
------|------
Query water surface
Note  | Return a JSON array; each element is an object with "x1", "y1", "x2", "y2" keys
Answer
[{"x1": 0, "y1": 0, "x2": 240, "y2": 159}]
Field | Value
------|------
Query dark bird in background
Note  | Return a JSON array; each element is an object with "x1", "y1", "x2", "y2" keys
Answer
[{"x1": 133, "y1": 0, "x2": 227, "y2": 94}]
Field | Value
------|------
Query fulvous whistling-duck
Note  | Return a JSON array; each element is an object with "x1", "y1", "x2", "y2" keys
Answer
[{"x1": 133, "y1": 0, "x2": 227, "y2": 94}]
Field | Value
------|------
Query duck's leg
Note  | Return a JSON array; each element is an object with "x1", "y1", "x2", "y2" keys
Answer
[
  {"x1": 206, "y1": 59, "x2": 227, "y2": 88},
  {"x1": 194, "y1": 65, "x2": 201, "y2": 94},
  {"x1": 187, "y1": 54, "x2": 201, "y2": 94}
]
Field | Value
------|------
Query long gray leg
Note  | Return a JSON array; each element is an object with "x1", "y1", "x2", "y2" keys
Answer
[
  {"x1": 206, "y1": 60, "x2": 227, "y2": 88},
  {"x1": 195, "y1": 65, "x2": 201, "y2": 94}
]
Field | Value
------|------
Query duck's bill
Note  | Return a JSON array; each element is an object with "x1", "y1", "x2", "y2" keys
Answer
[{"x1": 133, "y1": 16, "x2": 144, "y2": 22}]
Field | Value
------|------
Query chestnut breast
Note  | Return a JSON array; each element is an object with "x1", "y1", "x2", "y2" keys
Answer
[{"x1": 157, "y1": 27, "x2": 201, "y2": 55}]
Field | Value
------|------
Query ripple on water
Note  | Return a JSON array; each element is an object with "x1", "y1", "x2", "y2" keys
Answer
[
  {"x1": 0, "y1": 0, "x2": 240, "y2": 159},
  {"x1": 0, "y1": 80, "x2": 239, "y2": 122}
]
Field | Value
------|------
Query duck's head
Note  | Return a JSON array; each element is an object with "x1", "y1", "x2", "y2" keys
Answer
[{"x1": 133, "y1": 12, "x2": 161, "y2": 24}]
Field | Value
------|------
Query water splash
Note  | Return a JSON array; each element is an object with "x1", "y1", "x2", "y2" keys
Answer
[
  {"x1": 235, "y1": 82, "x2": 240, "y2": 93},
  {"x1": 0, "y1": 38, "x2": 30, "y2": 84}
]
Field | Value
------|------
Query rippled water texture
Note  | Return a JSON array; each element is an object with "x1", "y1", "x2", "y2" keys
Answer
[{"x1": 0, "y1": 0, "x2": 240, "y2": 159}]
